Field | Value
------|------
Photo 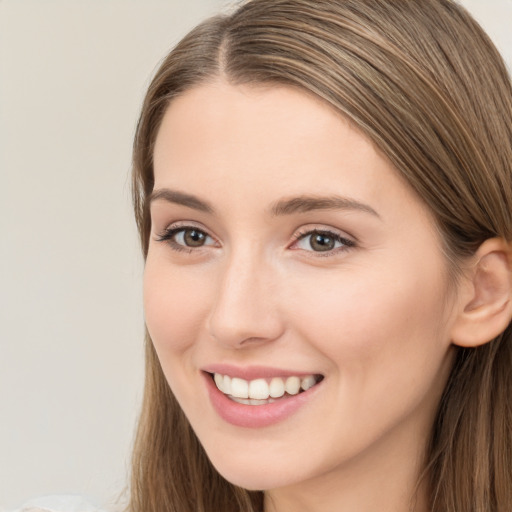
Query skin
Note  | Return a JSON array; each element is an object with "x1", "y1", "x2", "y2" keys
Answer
[{"x1": 144, "y1": 81, "x2": 464, "y2": 512}]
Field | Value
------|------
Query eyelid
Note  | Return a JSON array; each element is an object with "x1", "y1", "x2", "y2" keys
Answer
[
  {"x1": 289, "y1": 225, "x2": 356, "y2": 255},
  {"x1": 154, "y1": 221, "x2": 355, "y2": 256},
  {"x1": 155, "y1": 221, "x2": 219, "y2": 251},
  {"x1": 292, "y1": 223, "x2": 357, "y2": 242},
  {"x1": 155, "y1": 220, "x2": 208, "y2": 237}
]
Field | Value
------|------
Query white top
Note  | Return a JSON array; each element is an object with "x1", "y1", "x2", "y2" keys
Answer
[{"x1": 2, "y1": 496, "x2": 107, "y2": 512}]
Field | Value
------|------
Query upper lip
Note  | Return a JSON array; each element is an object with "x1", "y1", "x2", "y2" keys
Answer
[{"x1": 201, "y1": 363, "x2": 322, "y2": 381}]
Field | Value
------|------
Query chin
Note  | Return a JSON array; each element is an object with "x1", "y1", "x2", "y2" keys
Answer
[
  {"x1": 215, "y1": 466, "x2": 291, "y2": 491},
  {"x1": 204, "y1": 448, "x2": 306, "y2": 491}
]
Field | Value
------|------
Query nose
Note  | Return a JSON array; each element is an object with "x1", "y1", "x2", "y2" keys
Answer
[{"x1": 207, "y1": 248, "x2": 285, "y2": 348}]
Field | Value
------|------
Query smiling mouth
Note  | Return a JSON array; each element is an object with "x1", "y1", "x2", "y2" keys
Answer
[{"x1": 210, "y1": 372, "x2": 324, "y2": 405}]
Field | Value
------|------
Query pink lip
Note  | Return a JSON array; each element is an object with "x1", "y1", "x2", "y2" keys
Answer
[
  {"x1": 202, "y1": 363, "x2": 319, "y2": 381},
  {"x1": 202, "y1": 370, "x2": 323, "y2": 428}
]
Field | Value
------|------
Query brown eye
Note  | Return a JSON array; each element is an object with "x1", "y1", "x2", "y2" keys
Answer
[
  {"x1": 156, "y1": 226, "x2": 216, "y2": 250},
  {"x1": 309, "y1": 233, "x2": 336, "y2": 252},
  {"x1": 293, "y1": 229, "x2": 354, "y2": 254},
  {"x1": 183, "y1": 229, "x2": 207, "y2": 247}
]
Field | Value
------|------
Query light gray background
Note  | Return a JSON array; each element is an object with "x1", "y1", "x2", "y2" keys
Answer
[{"x1": 0, "y1": 0, "x2": 510, "y2": 509}]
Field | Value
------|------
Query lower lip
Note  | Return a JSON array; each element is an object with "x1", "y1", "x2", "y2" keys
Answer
[{"x1": 203, "y1": 373, "x2": 322, "y2": 428}]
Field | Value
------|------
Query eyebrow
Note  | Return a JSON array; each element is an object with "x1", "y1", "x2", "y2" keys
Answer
[
  {"x1": 149, "y1": 188, "x2": 214, "y2": 213},
  {"x1": 149, "y1": 188, "x2": 380, "y2": 219},
  {"x1": 270, "y1": 195, "x2": 380, "y2": 218}
]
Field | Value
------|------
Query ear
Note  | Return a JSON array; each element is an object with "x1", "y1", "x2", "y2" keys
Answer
[{"x1": 451, "y1": 238, "x2": 512, "y2": 348}]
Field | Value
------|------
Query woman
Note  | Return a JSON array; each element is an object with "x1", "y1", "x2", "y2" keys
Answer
[{"x1": 130, "y1": 1, "x2": 512, "y2": 511}]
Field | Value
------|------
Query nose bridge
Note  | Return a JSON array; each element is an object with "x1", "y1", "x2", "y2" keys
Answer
[{"x1": 208, "y1": 243, "x2": 283, "y2": 347}]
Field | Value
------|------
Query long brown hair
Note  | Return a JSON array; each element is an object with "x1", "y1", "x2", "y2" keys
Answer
[{"x1": 130, "y1": 1, "x2": 512, "y2": 510}]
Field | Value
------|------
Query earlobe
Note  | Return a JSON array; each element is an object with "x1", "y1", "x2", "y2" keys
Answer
[{"x1": 450, "y1": 238, "x2": 512, "y2": 348}]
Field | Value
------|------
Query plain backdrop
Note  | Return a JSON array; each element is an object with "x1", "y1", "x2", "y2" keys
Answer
[{"x1": 0, "y1": 0, "x2": 511, "y2": 509}]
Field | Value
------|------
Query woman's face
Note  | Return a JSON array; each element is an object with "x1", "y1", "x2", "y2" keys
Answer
[{"x1": 144, "y1": 82, "x2": 459, "y2": 492}]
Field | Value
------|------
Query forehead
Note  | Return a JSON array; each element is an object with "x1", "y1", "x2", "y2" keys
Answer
[
  {"x1": 152, "y1": 81, "x2": 432, "y2": 230},
  {"x1": 155, "y1": 82, "x2": 378, "y2": 185},
  {"x1": 154, "y1": 81, "x2": 351, "y2": 158}
]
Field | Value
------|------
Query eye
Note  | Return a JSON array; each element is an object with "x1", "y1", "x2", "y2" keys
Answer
[
  {"x1": 156, "y1": 225, "x2": 216, "y2": 251},
  {"x1": 291, "y1": 229, "x2": 355, "y2": 254}
]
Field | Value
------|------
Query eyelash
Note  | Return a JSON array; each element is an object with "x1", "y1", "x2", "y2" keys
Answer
[
  {"x1": 290, "y1": 228, "x2": 356, "y2": 256},
  {"x1": 155, "y1": 224, "x2": 356, "y2": 256},
  {"x1": 155, "y1": 224, "x2": 216, "y2": 253}
]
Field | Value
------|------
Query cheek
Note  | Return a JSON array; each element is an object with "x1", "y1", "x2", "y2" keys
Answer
[
  {"x1": 281, "y1": 261, "x2": 453, "y2": 456},
  {"x1": 286, "y1": 259, "x2": 450, "y2": 373},
  {"x1": 143, "y1": 257, "x2": 216, "y2": 416},
  {"x1": 143, "y1": 256, "x2": 210, "y2": 358}
]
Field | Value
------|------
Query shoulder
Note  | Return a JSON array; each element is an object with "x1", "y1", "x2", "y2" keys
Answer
[{"x1": 3, "y1": 495, "x2": 108, "y2": 512}]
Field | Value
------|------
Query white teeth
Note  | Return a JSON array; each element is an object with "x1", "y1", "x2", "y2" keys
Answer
[
  {"x1": 285, "y1": 376, "x2": 301, "y2": 395},
  {"x1": 249, "y1": 379, "x2": 270, "y2": 399},
  {"x1": 230, "y1": 377, "x2": 249, "y2": 398},
  {"x1": 301, "y1": 375, "x2": 316, "y2": 391},
  {"x1": 214, "y1": 373, "x2": 224, "y2": 391},
  {"x1": 213, "y1": 372, "x2": 320, "y2": 402},
  {"x1": 222, "y1": 375, "x2": 232, "y2": 395},
  {"x1": 269, "y1": 377, "x2": 285, "y2": 398},
  {"x1": 230, "y1": 397, "x2": 277, "y2": 405}
]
